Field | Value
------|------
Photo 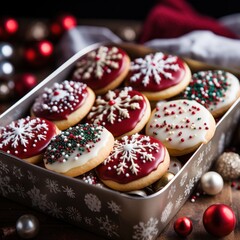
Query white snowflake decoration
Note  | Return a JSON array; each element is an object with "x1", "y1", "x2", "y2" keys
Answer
[
  {"x1": 45, "y1": 179, "x2": 60, "y2": 194},
  {"x1": 175, "y1": 195, "x2": 183, "y2": 209},
  {"x1": 130, "y1": 52, "x2": 180, "y2": 86},
  {"x1": 107, "y1": 201, "x2": 122, "y2": 214},
  {"x1": 84, "y1": 193, "x2": 101, "y2": 212},
  {"x1": 167, "y1": 184, "x2": 176, "y2": 199},
  {"x1": 62, "y1": 185, "x2": 75, "y2": 198},
  {"x1": 184, "y1": 178, "x2": 195, "y2": 196},
  {"x1": 0, "y1": 117, "x2": 48, "y2": 154},
  {"x1": 27, "y1": 186, "x2": 48, "y2": 211},
  {"x1": 27, "y1": 170, "x2": 38, "y2": 184},
  {"x1": 133, "y1": 217, "x2": 159, "y2": 240},
  {"x1": 96, "y1": 215, "x2": 119, "y2": 238},
  {"x1": 66, "y1": 206, "x2": 82, "y2": 222},
  {"x1": 180, "y1": 172, "x2": 188, "y2": 187},
  {"x1": 74, "y1": 46, "x2": 122, "y2": 79},
  {"x1": 161, "y1": 201, "x2": 173, "y2": 223},
  {"x1": 104, "y1": 134, "x2": 159, "y2": 176},
  {"x1": 87, "y1": 88, "x2": 142, "y2": 124}
]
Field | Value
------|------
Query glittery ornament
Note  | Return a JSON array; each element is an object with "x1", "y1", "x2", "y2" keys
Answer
[
  {"x1": 214, "y1": 152, "x2": 240, "y2": 180},
  {"x1": 174, "y1": 217, "x2": 193, "y2": 237},
  {"x1": 16, "y1": 214, "x2": 39, "y2": 239},
  {"x1": 203, "y1": 204, "x2": 236, "y2": 237},
  {"x1": 0, "y1": 61, "x2": 14, "y2": 77},
  {"x1": 26, "y1": 21, "x2": 49, "y2": 41},
  {"x1": 200, "y1": 171, "x2": 224, "y2": 195},
  {"x1": 14, "y1": 73, "x2": 37, "y2": 97}
]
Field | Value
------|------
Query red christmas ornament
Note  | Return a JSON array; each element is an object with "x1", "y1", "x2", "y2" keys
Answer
[
  {"x1": 50, "y1": 14, "x2": 77, "y2": 38},
  {"x1": 14, "y1": 73, "x2": 38, "y2": 97},
  {"x1": 0, "y1": 17, "x2": 19, "y2": 40},
  {"x1": 174, "y1": 217, "x2": 193, "y2": 237},
  {"x1": 203, "y1": 204, "x2": 236, "y2": 237},
  {"x1": 23, "y1": 40, "x2": 53, "y2": 67}
]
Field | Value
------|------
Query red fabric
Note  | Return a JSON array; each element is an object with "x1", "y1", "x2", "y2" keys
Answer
[{"x1": 138, "y1": 0, "x2": 238, "y2": 43}]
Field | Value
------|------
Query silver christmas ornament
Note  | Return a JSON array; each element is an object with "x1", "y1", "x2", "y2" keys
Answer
[
  {"x1": 214, "y1": 152, "x2": 240, "y2": 180},
  {"x1": 200, "y1": 171, "x2": 224, "y2": 195},
  {"x1": 16, "y1": 214, "x2": 40, "y2": 239}
]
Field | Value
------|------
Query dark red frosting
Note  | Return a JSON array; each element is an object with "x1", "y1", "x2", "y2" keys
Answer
[
  {"x1": 86, "y1": 87, "x2": 147, "y2": 137},
  {"x1": 0, "y1": 116, "x2": 57, "y2": 159},
  {"x1": 32, "y1": 80, "x2": 88, "y2": 120},
  {"x1": 126, "y1": 52, "x2": 186, "y2": 92},
  {"x1": 72, "y1": 45, "x2": 129, "y2": 90},
  {"x1": 96, "y1": 134, "x2": 166, "y2": 183}
]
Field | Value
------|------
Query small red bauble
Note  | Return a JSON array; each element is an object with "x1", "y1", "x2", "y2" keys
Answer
[
  {"x1": 23, "y1": 40, "x2": 53, "y2": 67},
  {"x1": 0, "y1": 17, "x2": 19, "y2": 40},
  {"x1": 50, "y1": 14, "x2": 77, "y2": 38},
  {"x1": 14, "y1": 73, "x2": 38, "y2": 97},
  {"x1": 174, "y1": 217, "x2": 193, "y2": 237},
  {"x1": 203, "y1": 203, "x2": 236, "y2": 237}
]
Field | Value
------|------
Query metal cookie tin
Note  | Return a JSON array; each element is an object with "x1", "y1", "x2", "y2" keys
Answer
[{"x1": 0, "y1": 43, "x2": 239, "y2": 240}]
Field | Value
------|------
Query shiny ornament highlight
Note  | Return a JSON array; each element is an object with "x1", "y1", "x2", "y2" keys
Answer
[
  {"x1": 203, "y1": 204, "x2": 236, "y2": 237},
  {"x1": 200, "y1": 171, "x2": 224, "y2": 195},
  {"x1": 174, "y1": 217, "x2": 193, "y2": 237},
  {"x1": 16, "y1": 214, "x2": 40, "y2": 239}
]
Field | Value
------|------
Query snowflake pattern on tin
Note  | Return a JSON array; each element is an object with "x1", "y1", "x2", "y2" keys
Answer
[
  {"x1": 103, "y1": 134, "x2": 159, "y2": 176},
  {"x1": 27, "y1": 186, "x2": 48, "y2": 211},
  {"x1": 184, "y1": 178, "x2": 195, "y2": 196},
  {"x1": 14, "y1": 184, "x2": 27, "y2": 198},
  {"x1": 47, "y1": 202, "x2": 63, "y2": 218},
  {"x1": 130, "y1": 52, "x2": 180, "y2": 87},
  {"x1": 66, "y1": 206, "x2": 82, "y2": 222},
  {"x1": 84, "y1": 193, "x2": 101, "y2": 212},
  {"x1": 62, "y1": 185, "x2": 76, "y2": 198},
  {"x1": 132, "y1": 217, "x2": 159, "y2": 240},
  {"x1": 107, "y1": 201, "x2": 122, "y2": 214},
  {"x1": 0, "y1": 161, "x2": 9, "y2": 174},
  {"x1": 27, "y1": 170, "x2": 38, "y2": 184},
  {"x1": 175, "y1": 195, "x2": 184, "y2": 209},
  {"x1": 0, "y1": 174, "x2": 15, "y2": 197},
  {"x1": 196, "y1": 151, "x2": 204, "y2": 167},
  {"x1": 87, "y1": 88, "x2": 142, "y2": 125},
  {"x1": 180, "y1": 172, "x2": 188, "y2": 187},
  {"x1": 12, "y1": 166, "x2": 23, "y2": 179},
  {"x1": 45, "y1": 179, "x2": 60, "y2": 194},
  {"x1": 84, "y1": 217, "x2": 93, "y2": 226},
  {"x1": 74, "y1": 46, "x2": 123, "y2": 80},
  {"x1": 96, "y1": 215, "x2": 119, "y2": 238},
  {"x1": 167, "y1": 184, "x2": 176, "y2": 199},
  {"x1": 161, "y1": 201, "x2": 173, "y2": 223}
]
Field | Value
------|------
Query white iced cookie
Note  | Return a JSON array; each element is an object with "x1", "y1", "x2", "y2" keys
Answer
[
  {"x1": 43, "y1": 123, "x2": 114, "y2": 177},
  {"x1": 145, "y1": 99, "x2": 216, "y2": 156}
]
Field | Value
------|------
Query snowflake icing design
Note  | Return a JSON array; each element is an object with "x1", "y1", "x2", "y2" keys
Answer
[
  {"x1": 104, "y1": 134, "x2": 159, "y2": 176},
  {"x1": 87, "y1": 88, "x2": 142, "y2": 124},
  {"x1": 97, "y1": 215, "x2": 119, "y2": 238},
  {"x1": 84, "y1": 193, "x2": 101, "y2": 212},
  {"x1": 107, "y1": 201, "x2": 122, "y2": 214},
  {"x1": 0, "y1": 117, "x2": 48, "y2": 151},
  {"x1": 133, "y1": 217, "x2": 159, "y2": 240},
  {"x1": 130, "y1": 52, "x2": 180, "y2": 87},
  {"x1": 74, "y1": 46, "x2": 122, "y2": 80},
  {"x1": 161, "y1": 202, "x2": 173, "y2": 223}
]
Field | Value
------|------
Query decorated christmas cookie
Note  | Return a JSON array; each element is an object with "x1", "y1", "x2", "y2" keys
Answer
[
  {"x1": 145, "y1": 99, "x2": 216, "y2": 156},
  {"x1": 86, "y1": 87, "x2": 151, "y2": 138},
  {"x1": 125, "y1": 51, "x2": 191, "y2": 101},
  {"x1": 31, "y1": 80, "x2": 95, "y2": 130},
  {"x1": 72, "y1": 45, "x2": 131, "y2": 95},
  {"x1": 0, "y1": 116, "x2": 60, "y2": 164},
  {"x1": 181, "y1": 70, "x2": 240, "y2": 118},
  {"x1": 96, "y1": 133, "x2": 170, "y2": 192},
  {"x1": 43, "y1": 123, "x2": 114, "y2": 177}
]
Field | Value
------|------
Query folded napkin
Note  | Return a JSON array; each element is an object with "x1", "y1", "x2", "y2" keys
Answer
[{"x1": 138, "y1": 0, "x2": 238, "y2": 43}]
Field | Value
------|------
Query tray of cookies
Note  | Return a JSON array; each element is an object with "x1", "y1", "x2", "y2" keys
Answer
[{"x1": 0, "y1": 42, "x2": 240, "y2": 240}]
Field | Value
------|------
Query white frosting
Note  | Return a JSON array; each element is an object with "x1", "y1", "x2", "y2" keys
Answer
[
  {"x1": 44, "y1": 127, "x2": 112, "y2": 173},
  {"x1": 146, "y1": 99, "x2": 214, "y2": 151}
]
